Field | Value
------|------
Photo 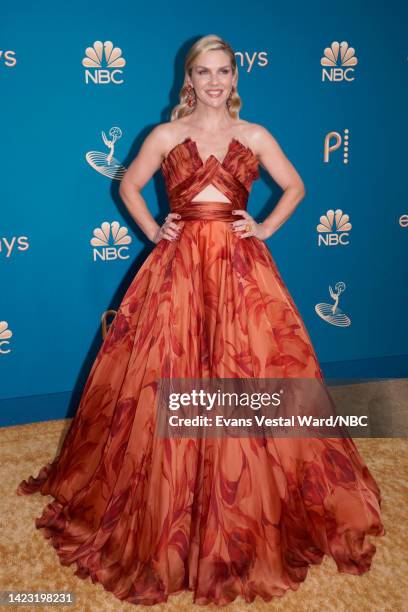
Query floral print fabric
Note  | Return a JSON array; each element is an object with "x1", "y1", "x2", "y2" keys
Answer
[{"x1": 17, "y1": 138, "x2": 385, "y2": 606}]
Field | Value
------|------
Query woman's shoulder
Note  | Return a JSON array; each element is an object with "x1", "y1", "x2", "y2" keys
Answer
[
  {"x1": 239, "y1": 119, "x2": 275, "y2": 142},
  {"x1": 237, "y1": 120, "x2": 278, "y2": 156},
  {"x1": 148, "y1": 119, "x2": 190, "y2": 150}
]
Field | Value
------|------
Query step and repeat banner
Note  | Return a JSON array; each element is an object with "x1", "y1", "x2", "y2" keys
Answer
[{"x1": 1, "y1": 2, "x2": 407, "y2": 425}]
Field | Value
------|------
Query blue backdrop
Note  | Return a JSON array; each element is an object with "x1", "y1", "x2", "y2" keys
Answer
[{"x1": 1, "y1": 1, "x2": 407, "y2": 426}]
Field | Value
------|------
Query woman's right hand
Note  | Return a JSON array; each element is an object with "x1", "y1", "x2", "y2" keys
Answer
[{"x1": 152, "y1": 212, "x2": 184, "y2": 244}]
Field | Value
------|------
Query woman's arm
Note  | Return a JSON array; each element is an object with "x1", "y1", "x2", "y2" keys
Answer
[
  {"x1": 249, "y1": 124, "x2": 306, "y2": 238},
  {"x1": 119, "y1": 124, "x2": 180, "y2": 244}
]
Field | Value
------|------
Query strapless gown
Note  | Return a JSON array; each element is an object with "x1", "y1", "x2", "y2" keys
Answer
[{"x1": 17, "y1": 136, "x2": 385, "y2": 606}]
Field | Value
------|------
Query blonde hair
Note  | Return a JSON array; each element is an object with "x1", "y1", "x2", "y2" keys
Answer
[{"x1": 170, "y1": 34, "x2": 242, "y2": 122}]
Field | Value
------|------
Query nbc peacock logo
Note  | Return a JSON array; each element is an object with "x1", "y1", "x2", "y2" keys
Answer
[
  {"x1": 317, "y1": 209, "x2": 352, "y2": 246},
  {"x1": 0, "y1": 321, "x2": 13, "y2": 354},
  {"x1": 82, "y1": 40, "x2": 126, "y2": 85},
  {"x1": 90, "y1": 221, "x2": 132, "y2": 261},
  {"x1": 321, "y1": 41, "x2": 358, "y2": 82}
]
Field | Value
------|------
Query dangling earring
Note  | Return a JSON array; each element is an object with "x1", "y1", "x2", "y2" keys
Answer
[
  {"x1": 227, "y1": 85, "x2": 235, "y2": 108},
  {"x1": 186, "y1": 84, "x2": 195, "y2": 108}
]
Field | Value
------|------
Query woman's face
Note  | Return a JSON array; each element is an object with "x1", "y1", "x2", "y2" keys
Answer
[{"x1": 188, "y1": 49, "x2": 235, "y2": 109}]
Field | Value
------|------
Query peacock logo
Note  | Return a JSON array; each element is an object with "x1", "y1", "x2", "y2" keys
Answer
[
  {"x1": 82, "y1": 41, "x2": 126, "y2": 85},
  {"x1": 0, "y1": 321, "x2": 13, "y2": 354},
  {"x1": 90, "y1": 221, "x2": 132, "y2": 261},
  {"x1": 321, "y1": 41, "x2": 358, "y2": 82},
  {"x1": 317, "y1": 209, "x2": 352, "y2": 246}
]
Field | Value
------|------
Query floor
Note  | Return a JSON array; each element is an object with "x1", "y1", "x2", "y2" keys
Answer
[{"x1": 1, "y1": 378, "x2": 407, "y2": 611}]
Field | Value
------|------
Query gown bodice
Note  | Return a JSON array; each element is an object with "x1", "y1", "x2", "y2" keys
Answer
[{"x1": 160, "y1": 137, "x2": 260, "y2": 215}]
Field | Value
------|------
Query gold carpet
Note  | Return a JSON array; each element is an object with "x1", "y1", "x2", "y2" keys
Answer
[{"x1": 1, "y1": 418, "x2": 407, "y2": 611}]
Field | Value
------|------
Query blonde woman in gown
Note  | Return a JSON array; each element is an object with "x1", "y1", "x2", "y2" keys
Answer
[{"x1": 17, "y1": 34, "x2": 385, "y2": 606}]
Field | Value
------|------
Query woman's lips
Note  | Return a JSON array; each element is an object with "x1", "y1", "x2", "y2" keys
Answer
[{"x1": 206, "y1": 89, "x2": 223, "y2": 98}]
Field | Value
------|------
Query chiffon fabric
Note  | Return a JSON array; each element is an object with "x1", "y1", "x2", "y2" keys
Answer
[{"x1": 17, "y1": 136, "x2": 385, "y2": 606}]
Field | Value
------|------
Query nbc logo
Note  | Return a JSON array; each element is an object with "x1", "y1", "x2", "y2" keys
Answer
[
  {"x1": 82, "y1": 41, "x2": 126, "y2": 85},
  {"x1": 321, "y1": 41, "x2": 358, "y2": 82},
  {"x1": 317, "y1": 209, "x2": 352, "y2": 246},
  {"x1": 324, "y1": 129, "x2": 350, "y2": 164},
  {"x1": 0, "y1": 321, "x2": 13, "y2": 354},
  {"x1": 90, "y1": 221, "x2": 132, "y2": 261}
]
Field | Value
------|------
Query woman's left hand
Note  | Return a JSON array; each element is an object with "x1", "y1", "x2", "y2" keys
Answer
[{"x1": 230, "y1": 210, "x2": 270, "y2": 241}]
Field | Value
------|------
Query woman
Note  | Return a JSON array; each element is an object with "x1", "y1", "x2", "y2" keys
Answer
[{"x1": 17, "y1": 34, "x2": 385, "y2": 606}]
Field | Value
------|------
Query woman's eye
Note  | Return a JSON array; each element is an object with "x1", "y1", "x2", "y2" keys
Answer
[{"x1": 197, "y1": 69, "x2": 230, "y2": 75}]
